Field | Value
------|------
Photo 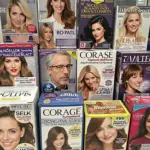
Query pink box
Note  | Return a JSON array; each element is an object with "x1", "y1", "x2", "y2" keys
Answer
[{"x1": 128, "y1": 105, "x2": 150, "y2": 150}]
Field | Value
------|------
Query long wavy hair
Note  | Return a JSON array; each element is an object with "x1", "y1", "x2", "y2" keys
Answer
[
  {"x1": 45, "y1": 126, "x2": 72, "y2": 150},
  {"x1": 4, "y1": 0, "x2": 33, "y2": 33},
  {"x1": 116, "y1": 6, "x2": 143, "y2": 48},
  {"x1": 130, "y1": 107, "x2": 150, "y2": 148},
  {"x1": 0, "y1": 106, "x2": 35, "y2": 150},
  {"x1": 39, "y1": 23, "x2": 56, "y2": 49},
  {"x1": 78, "y1": 65, "x2": 100, "y2": 92},
  {"x1": 80, "y1": 15, "x2": 112, "y2": 43},
  {"x1": 86, "y1": 118, "x2": 127, "y2": 150},
  {"x1": 0, "y1": 57, "x2": 33, "y2": 86},
  {"x1": 46, "y1": 0, "x2": 76, "y2": 29}
]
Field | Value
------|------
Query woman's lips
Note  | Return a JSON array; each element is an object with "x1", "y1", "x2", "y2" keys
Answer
[
  {"x1": 103, "y1": 136, "x2": 112, "y2": 140},
  {"x1": 11, "y1": 69, "x2": 17, "y2": 72}
]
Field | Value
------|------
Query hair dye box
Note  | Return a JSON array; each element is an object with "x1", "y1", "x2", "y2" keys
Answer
[
  {"x1": 79, "y1": 0, "x2": 114, "y2": 49},
  {"x1": 38, "y1": 0, "x2": 77, "y2": 48},
  {"x1": 128, "y1": 104, "x2": 150, "y2": 150},
  {"x1": 0, "y1": 15, "x2": 3, "y2": 43},
  {"x1": 123, "y1": 93, "x2": 150, "y2": 113},
  {"x1": 0, "y1": 86, "x2": 39, "y2": 150},
  {"x1": 39, "y1": 49, "x2": 77, "y2": 93},
  {"x1": 0, "y1": 43, "x2": 39, "y2": 86},
  {"x1": 84, "y1": 100, "x2": 130, "y2": 150},
  {"x1": 77, "y1": 49, "x2": 116, "y2": 100},
  {"x1": 113, "y1": 6, "x2": 150, "y2": 51},
  {"x1": 114, "y1": 0, "x2": 137, "y2": 6},
  {"x1": 136, "y1": 0, "x2": 148, "y2": 6},
  {"x1": 38, "y1": 92, "x2": 84, "y2": 150},
  {"x1": 115, "y1": 51, "x2": 150, "y2": 101},
  {"x1": 0, "y1": 0, "x2": 39, "y2": 43}
]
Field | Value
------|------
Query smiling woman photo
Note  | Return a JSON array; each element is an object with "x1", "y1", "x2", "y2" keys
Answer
[
  {"x1": 0, "y1": 106, "x2": 35, "y2": 150},
  {"x1": 119, "y1": 64, "x2": 144, "y2": 100},
  {"x1": 42, "y1": 0, "x2": 76, "y2": 29},
  {"x1": 0, "y1": 56, "x2": 33, "y2": 86},
  {"x1": 86, "y1": 118, "x2": 127, "y2": 150},
  {"x1": 78, "y1": 65, "x2": 102, "y2": 100},
  {"x1": 3, "y1": 0, "x2": 38, "y2": 43},
  {"x1": 129, "y1": 107, "x2": 150, "y2": 150},
  {"x1": 45, "y1": 126, "x2": 72, "y2": 150},
  {"x1": 80, "y1": 15, "x2": 112, "y2": 48},
  {"x1": 116, "y1": 6, "x2": 144, "y2": 49},
  {"x1": 39, "y1": 23, "x2": 56, "y2": 49}
]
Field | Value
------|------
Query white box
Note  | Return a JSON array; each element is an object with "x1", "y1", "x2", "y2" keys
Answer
[
  {"x1": 0, "y1": 86, "x2": 39, "y2": 150},
  {"x1": 77, "y1": 49, "x2": 116, "y2": 100},
  {"x1": 113, "y1": 6, "x2": 150, "y2": 51}
]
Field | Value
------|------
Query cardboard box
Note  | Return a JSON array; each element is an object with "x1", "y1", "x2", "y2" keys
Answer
[
  {"x1": 0, "y1": 86, "x2": 39, "y2": 150},
  {"x1": 84, "y1": 100, "x2": 130, "y2": 150},
  {"x1": 39, "y1": 92, "x2": 84, "y2": 150}
]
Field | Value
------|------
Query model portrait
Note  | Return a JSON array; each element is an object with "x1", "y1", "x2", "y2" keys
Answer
[
  {"x1": 121, "y1": 64, "x2": 143, "y2": 94},
  {"x1": 46, "y1": 52, "x2": 73, "y2": 91},
  {"x1": 42, "y1": 0, "x2": 76, "y2": 29},
  {"x1": 78, "y1": 65, "x2": 102, "y2": 100},
  {"x1": 0, "y1": 106, "x2": 35, "y2": 150},
  {"x1": 3, "y1": 0, "x2": 38, "y2": 43},
  {"x1": 86, "y1": 118, "x2": 127, "y2": 150},
  {"x1": 45, "y1": 126, "x2": 71, "y2": 150},
  {"x1": 80, "y1": 15, "x2": 112, "y2": 48},
  {"x1": 39, "y1": 23, "x2": 56, "y2": 49},
  {"x1": 0, "y1": 56, "x2": 33, "y2": 86},
  {"x1": 116, "y1": 6, "x2": 144, "y2": 48},
  {"x1": 129, "y1": 107, "x2": 150, "y2": 149},
  {"x1": 86, "y1": 104, "x2": 95, "y2": 114}
]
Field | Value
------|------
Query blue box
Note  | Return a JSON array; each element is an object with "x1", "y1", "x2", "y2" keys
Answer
[{"x1": 38, "y1": 92, "x2": 84, "y2": 150}]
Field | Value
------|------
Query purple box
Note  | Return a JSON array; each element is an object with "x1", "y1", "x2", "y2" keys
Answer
[
  {"x1": 39, "y1": 49, "x2": 77, "y2": 93},
  {"x1": 79, "y1": 0, "x2": 114, "y2": 49},
  {"x1": 115, "y1": 51, "x2": 150, "y2": 101}
]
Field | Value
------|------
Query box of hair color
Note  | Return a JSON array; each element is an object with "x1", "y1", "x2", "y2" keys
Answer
[
  {"x1": 79, "y1": 0, "x2": 114, "y2": 49},
  {"x1": 113, "y1": 6, "x2": 150, "y2": 51},
  {"x1": 38, "y1": 0, "x2": 77, "y2": 48},
  {"x1": 0, "y1": 86, "x2": 39, "y2": 150},
  {"x1": 0, "y1": 43, "x2": 39, "y2": 86},
  {"x1": 38, "y1": 92, "x2": 84, "y2": 150},
  {"x1": 128, "y1": 104, "x2": 150, "y2": 150},
  {"x1": 0, "y1": 0, "x2": 39, "y2": 43},
  {"x1": 115, "y1": 51, "x2": 150, "y2": 101},
  {"x1": 77, "y1": 49, "x2": 116, "y2": 100},
  {"x1": 84, "y1": 100, "x2": 130, "y2": 150},
  {"x1": 123, "y1": 93, "x2": 150, "y2": 113},
  {"x1": 39, "y1": 49, "x2": 77, "y2": 93}
]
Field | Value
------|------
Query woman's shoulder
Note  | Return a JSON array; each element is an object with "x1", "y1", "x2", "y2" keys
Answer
[
  {"x1": 41, "y1": 16, "x2": 55, "y2": 22},
  {"x1": 130, "y1": 136, "x2": 150, "y2": 144}
]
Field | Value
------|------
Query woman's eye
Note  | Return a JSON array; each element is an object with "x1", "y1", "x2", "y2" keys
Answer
[
  {"x1": 97, "y1": 128, "x2": 102, "y2": 132},
  {"x1": 5, "y1": 60, "x2": 10, "y2": 63},
  {"x1": 9, "y1": 130, "x2": 16, "y2": 134},
  {"x1": 12, "y1": 12, "x2": 17, "y2": 15},
  {"x1": 15, "y1": 59, "x2": 20, "y2": 62},
  {"x1": 20, "y1": 13, "x2": 25, "y2": 17},
  {"x1": 0, "y1": 130, "x2": 3, "y2": 134}
]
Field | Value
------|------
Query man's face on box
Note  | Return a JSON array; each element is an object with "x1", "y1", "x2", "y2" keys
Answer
[{"x1": 47, "y1": 54, "x2": 71, "y2": 88}]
